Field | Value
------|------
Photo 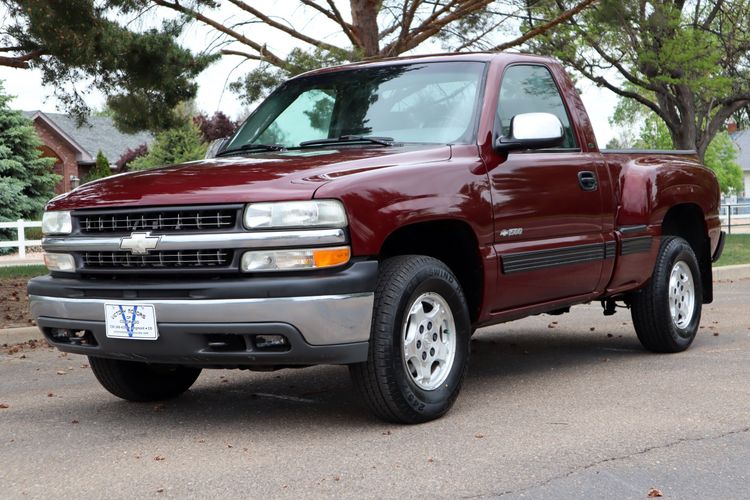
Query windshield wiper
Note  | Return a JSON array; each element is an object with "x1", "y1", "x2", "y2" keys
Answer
[
  {"x1": 216, "y1": 143, "x2": 286, "y2": 157},
  {"x1": 299, "y1": 135, "x2": 396, "y2": 148}
]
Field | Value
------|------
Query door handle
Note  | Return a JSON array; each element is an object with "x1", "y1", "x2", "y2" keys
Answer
[{"x1": 578, "y1": 171, "x2": 598, "y2": 191}]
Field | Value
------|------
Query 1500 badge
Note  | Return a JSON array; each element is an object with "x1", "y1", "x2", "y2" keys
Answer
[{"x1": 499, "y1": 228, "x2": 523, "y2": 237}]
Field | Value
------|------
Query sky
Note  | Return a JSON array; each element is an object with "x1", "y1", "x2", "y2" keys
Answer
[{"x1": 0, "y1": 2, "x2": 619, "y2": 146}]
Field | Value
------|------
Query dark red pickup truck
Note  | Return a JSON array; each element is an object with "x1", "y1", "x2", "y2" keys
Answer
[{"x1": 30, "y1": 52, "x2": 724, "y2": 423}]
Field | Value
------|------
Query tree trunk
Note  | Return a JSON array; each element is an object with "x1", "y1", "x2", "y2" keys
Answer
[
  {"x1": 349, "y1": 0, "x2": 381, "y2": 57},
  {"x1": 670, "y1": 125, "x2": 702, "y2": 159}
]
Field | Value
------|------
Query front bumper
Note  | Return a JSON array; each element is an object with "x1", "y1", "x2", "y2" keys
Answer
[{"x1": 28, "y1": 261, "x2": 377, "y2": 367}]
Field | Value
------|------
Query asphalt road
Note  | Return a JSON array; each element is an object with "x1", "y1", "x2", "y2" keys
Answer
[{"x1": 2, "y1": 279, "x2": 749, "y2": 499}]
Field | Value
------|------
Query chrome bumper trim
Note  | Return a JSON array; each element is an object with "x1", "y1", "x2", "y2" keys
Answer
[
  {"x1": 29, "y1": 292, "x2": 373, "y2": 346},
  {"x1": 42, "y1": 228, "x2": 347, "y2": 253}
]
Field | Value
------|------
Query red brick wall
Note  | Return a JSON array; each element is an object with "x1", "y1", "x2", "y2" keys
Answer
[{"x1": 33, "y1": 120, "x2": 80, "y2": 193}]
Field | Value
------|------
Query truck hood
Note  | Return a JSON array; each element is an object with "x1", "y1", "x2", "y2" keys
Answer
[{"x1": 47, "y1": 145, "x2": 451, "y2": 211}]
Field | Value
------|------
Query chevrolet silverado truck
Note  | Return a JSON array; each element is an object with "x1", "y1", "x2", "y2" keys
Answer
[{"x1": 29, "y1": 52, "x2": 725, "y2": 424}]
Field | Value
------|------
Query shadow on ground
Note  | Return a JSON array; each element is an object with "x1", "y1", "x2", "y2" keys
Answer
[{"x1": 13, "y1": 324, "x2": 657, "y2": 431}]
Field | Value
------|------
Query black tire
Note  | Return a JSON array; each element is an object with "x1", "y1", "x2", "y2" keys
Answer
[
  {"x1": 350, "y1": 255, "x2": 471, "y2": 424},
  {"x1": 631, "y1": 236, "x2": 703, "y2": 353},
  {"x1": 88, "y1": 356, "x2": 201, "y2": 402}
]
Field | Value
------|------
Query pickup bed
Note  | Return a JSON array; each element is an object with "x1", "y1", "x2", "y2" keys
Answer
[{"x1": 29, "y1": 52, "x2": 724, "y2": 423}]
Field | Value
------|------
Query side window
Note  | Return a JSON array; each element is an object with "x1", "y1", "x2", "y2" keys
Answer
[
  {"x1": 256, "y1": 89, "x2": 335, "y2": 146},
  {"x1": 496, "y1": 65, "x2": 577, "y2": 149}
]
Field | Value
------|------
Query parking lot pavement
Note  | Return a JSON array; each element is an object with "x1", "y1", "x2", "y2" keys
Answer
[{"x1": 2, "y1": 279, "x2": 749, "y2": 499}]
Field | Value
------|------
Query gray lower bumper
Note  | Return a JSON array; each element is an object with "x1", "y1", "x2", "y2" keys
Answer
[{"x1": 29, "y1": 293, "x2": 374, "y2": 346}]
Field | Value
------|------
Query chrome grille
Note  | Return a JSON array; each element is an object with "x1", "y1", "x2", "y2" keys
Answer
[
  {"x1": 81, "y1": 250, "x2": 234, "y2": 269},
  {"x1": 77, "y1": 208, "x2": 238, "y2": 233}
]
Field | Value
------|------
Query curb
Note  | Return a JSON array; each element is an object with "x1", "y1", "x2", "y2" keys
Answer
[
  {"x1": 713, "y1": 264, "x2": 750, "y2": 281},
  {"x1": 0, "y1": 259, "x2": 44, "y2": 268},
  {"x1": 0, "y1": 326, "x2": 44, "y2": 347}
]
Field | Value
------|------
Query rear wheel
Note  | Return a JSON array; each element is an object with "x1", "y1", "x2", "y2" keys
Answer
[
  {"x1": 350, "y1": 255, "x2": 471, "y2": 424},
  {"x1": 88, "y1": 357, "x2": 201, "y2": 402},
  {"x1": 631, "y1": 236, "x2": 702, "y2": 353}
]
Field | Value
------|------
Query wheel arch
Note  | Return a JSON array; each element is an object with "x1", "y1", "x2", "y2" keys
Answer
[
  {"x1": 378, "y1": 219, "x2": 484, "y2": 323},
  {"x1": 660, "y1": 203, "x2": 713, "y2": 303}
]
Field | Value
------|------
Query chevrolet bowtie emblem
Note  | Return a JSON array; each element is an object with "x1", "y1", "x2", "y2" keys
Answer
[{"x1": 120, "y1": 232, "x2": 161, "y2": 255}]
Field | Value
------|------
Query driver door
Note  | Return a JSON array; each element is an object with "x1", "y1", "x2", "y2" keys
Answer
[{"x1": 483, "y1": 64, "x2": 606, "y2": 312}]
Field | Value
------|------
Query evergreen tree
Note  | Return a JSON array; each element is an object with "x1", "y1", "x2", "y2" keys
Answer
[
  {"x1": 129, "y1": 124, "x2": 207, "y2": 171},
  {"x1": 0, "y1": 81, "x2": 57, "y2": 250},
  {"x1": 85, "y1": 150, "x2": 113, "y2": 182}
]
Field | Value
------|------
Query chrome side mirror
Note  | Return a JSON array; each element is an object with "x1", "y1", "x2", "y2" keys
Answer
[{"x1": 495, "y1": 112, "x2": 565, "y2": 151}]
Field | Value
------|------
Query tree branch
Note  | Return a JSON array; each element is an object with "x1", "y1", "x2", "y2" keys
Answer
[
  {"x1": 701, "y1": 98, "x2": 750, "y2": 153},
  {"x1": 220, "y1": 49, "x2": 263, "y2": 61},
  {"x1": 571, "y1": 59, "x2": 672, "y2": 125},
  {"x1": 228, "y1": 0, "x2": 346, "y2": 54},
  {"x1": 0, "y1": 49, "x2": 44, "y2": 69},
  {"x1": 297, "y1": 0, "x2": 359, "y2": 47},
  {"x1": 383, "y1": 0, "x2": 493, "y2": 56},
  {"x1": 702, "y1": 0, "x2": 724, "y2": 29},
  {"x1": 151, "y1": 0, "x2": 287, "y2": 68},
  {"x1": 493, "y1": 0, "x2": 599, "y2": 51}
]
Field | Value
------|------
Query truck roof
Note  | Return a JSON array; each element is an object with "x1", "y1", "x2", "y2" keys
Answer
[{"x1": 293, "y1": 51, "x2": 557, "y2": 80}]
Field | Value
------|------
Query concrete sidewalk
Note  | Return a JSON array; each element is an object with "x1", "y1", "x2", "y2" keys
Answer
[
  {"x1": 714, "y1": 263, "x2": 750, "y2": 281},
  {"x1": 0, "y1": 326, "x2": 43, "y2": 346}
]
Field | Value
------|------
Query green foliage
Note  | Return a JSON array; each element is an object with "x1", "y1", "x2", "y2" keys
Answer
[
  {"x1": 229, "y1": 48, "x2": 352, "y2": 104},
  {"x1": 129, "y1": 124, "x2": 207, "y2": 170},
  {"x1": 703, "y1": 132, "x2": 744, "y2": 194},
  {"x1": 4, "y1": 2, "x2": 217, "y2": 132},
  {"x1": 633, "y1": 115, "x2": 673, "y2": 150},
  {"x1": 85, "y1": 151, "x2": 113, "y2": 182},
  {"x1": 527, "y1": 0, "x2": 750, "y2": 158},
  {"x1": 0, "y1": 81, "x2": 58, "y2": 251},
  {"x1": 0, "y1": 265, "x2": 48, "y2": 279},
  {"x1": 715, "y1": 235, "x2": 750, "y2": 266},
  {"x1": 631, "y1": 114, "x2": 742, "y2": 194}
]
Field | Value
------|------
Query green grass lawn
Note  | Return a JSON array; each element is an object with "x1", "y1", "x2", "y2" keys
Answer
[
  {"x1": 715, "y1": 234, "x2": 750, "y2": 267},
  {"x1": 0, "y1": 265, "x2": 48, "y2": 279}
]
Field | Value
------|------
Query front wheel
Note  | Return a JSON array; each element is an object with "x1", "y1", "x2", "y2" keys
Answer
[
  {"x1": 350, "y1": 255, "x2": 471, "y2": 424},
  {"x1": 88, "y1": 357, "x2": 202, "y2": 402},
  {"x1": 631, "y1": 236, "x2": 702, "y2": 353}
]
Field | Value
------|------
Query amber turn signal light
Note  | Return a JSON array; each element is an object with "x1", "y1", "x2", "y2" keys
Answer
[{"x1": 313, "y1": 247, "x2": 351, "y2": 268}]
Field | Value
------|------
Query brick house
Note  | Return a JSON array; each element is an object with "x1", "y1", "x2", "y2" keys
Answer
[{"x1": 23, "y1": 111, "x2": 152, "y2": 194}]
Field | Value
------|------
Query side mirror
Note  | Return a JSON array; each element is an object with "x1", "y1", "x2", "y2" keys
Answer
[
  {"x1": 495, "y1": 112, "x2": 565, "y2": 152},
  {"x1": 205, "y1": 137, "x2": 231, "y2": 159}
]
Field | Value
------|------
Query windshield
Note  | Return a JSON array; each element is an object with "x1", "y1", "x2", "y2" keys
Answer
[{"x1": 226, "y1": 61, "x2": 486, "y2": 150}]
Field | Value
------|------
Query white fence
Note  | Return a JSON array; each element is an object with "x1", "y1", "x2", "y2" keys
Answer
[{"x1": 0, "y1": 219, "x2": 42, "y2": 258}]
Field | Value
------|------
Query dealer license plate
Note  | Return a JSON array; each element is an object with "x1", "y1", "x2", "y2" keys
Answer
[{"x1": 104, "y1": 304, "x2": 159, "y2": 340}]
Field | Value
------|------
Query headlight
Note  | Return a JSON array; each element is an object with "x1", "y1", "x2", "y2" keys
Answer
[
  {"x1": 244, "y1": 200, "x2": 347, "y2": 229},
  {"x1": 241, "y1": 247, "x2": 351, "y2": 272},
  {"x1": 42, "y1": 211, "x2": 72, "y2": 235},
  {"x1": 44, "y1": 253, "x2": 76, "y2": 272}
]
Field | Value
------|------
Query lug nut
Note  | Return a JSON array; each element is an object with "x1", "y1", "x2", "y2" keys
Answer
[
  {"x1": 433, "y1": 333, "x2": 438, "y2": 341},
  {"x1": 422, "y1": 352, "x2": 427, "y2": 360},
  {"x1": 417, "y1": 340, "x2": 421, "y2": 348},
  {"x1": 430, "y1": 347, "x2": 435, "y2": 356}
]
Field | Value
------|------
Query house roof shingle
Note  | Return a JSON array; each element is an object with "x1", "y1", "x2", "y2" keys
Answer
[{"x1": 23, "y1": 110, "x2": 152, "y2": 165}]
